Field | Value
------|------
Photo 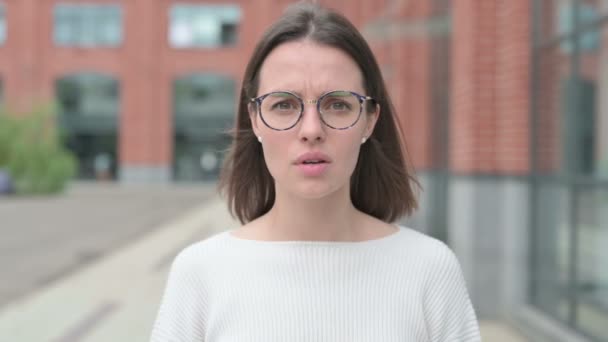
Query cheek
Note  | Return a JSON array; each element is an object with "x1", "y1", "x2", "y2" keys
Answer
[
  {"x1": 332, "y1": 133, "x2": 364, "y2": 175},
  {"x1": 260, "y1": 133, "x2": 292, "y2": 177},
  {"x1": 343, "y1": 141, "x2": 363, "y2": 175}
]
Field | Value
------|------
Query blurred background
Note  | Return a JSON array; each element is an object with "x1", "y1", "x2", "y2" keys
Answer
[{"x1": 0, "y1": 0, "x2": 606, "y2": 341}]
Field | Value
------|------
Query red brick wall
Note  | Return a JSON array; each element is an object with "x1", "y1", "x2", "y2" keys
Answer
[
  {"x1": 495, "y1": 0, "x2": 531, "y2": 174},
  {"x1": 0, "y1": 0, "x2": 535, "y2": 177},
  {"x1": 0, "y1": 0, "x2": 273, "y2": 168},
  {"x1": 0, "y1": 0, "x2": 393, "y2": 171},
  {"x1": 451, "y1": 0, "x2": 531, "y2": 174},
  {"x1": 364, "y1": 1, "x2": 435, "y2": 171}
]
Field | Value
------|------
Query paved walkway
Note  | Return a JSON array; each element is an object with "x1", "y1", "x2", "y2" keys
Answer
[
  {"x1": 0, "y1": 186, "x2": 528, "y2": 341},
  {"x1": 0, "y1": 182, "x2": 215, "y2": 308}
]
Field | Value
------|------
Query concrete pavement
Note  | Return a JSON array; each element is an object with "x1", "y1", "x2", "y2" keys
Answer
[
  {"x1": 0, "y1": 186, "x2": 528, "y2": 341},
  {"x1": 0, "y1": 182, "x2": 215, "y2": 308},
  {"x1": 0, "y1": 193, "x2": 236, "y2": 341}
]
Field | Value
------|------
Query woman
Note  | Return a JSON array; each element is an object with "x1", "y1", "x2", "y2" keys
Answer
[{"x1": 151, "y1": 2, "x2": 480, "y2": 341}]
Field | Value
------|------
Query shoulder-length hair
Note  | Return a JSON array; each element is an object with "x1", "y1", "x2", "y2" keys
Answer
[{"x1": 219, "y1": 1, "x2": 419, "y2": 224}]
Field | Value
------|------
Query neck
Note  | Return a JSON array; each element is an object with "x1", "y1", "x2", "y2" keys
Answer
[{"x1": 260, "y1": 185, "x2": 363, "y2": 241}]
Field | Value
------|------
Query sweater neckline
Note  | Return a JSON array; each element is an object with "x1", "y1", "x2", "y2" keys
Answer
[{"x1": 223, "y1": 225, "x2": 403, "y2": 247}]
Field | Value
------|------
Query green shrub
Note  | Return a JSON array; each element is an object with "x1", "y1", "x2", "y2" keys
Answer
[
  {"x1": 0, "y1": 103, "x2": 77, "y2": 195},
  {"x1": 0, "y1": 108, "x2": 19, "y2": 167}
]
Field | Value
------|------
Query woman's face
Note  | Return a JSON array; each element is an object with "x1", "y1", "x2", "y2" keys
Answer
[{"x1": 250, "y1": 39, "x2": 379, "y2": 200}]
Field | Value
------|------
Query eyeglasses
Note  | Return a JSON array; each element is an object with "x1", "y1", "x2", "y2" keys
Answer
[{"x1": 250, "y1": 90, "x2": 376, "y2": 131}]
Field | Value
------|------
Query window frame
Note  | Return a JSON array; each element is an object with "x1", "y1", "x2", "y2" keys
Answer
[
  {"x1": 53, "y1": 3, "x2": 124, "y2": 48},
  {"x1": 168, "y1": 3, "x2": 242, "y2": 49}
]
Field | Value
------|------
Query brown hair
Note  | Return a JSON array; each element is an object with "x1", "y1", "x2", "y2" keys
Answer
[{"x1": 219, "y1": 2, "x2": 419, "y2": 224}]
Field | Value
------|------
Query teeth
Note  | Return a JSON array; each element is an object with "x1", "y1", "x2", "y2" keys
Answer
[{"x1": 303, "y1": 160, "x2": 323, "y2": 164}]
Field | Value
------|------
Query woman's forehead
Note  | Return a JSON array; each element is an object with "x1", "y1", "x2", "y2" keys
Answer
[{"x1": 257, "y1": 40, "x2": 364, "y2": 94}]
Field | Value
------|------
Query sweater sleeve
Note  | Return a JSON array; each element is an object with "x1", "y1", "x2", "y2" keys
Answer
[
  {"x1": 150, "y1": 247, "x2": 207, "y2": 342},
  {"x1": 423, "y1": 242, "x2": 481, "y2": 342}
]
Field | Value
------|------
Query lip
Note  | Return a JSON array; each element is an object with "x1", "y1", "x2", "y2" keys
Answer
[
  {"x1": 294, "y1": 151, "x2": 332, "y2": 165},
  {"x1": 293, "y1": 151, "x2": 331, "y2": 177}
]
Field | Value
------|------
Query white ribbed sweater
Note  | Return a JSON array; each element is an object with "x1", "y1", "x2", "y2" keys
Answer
[{"x1": 150, "y1": 226, "x2": 481, "y2": 342}]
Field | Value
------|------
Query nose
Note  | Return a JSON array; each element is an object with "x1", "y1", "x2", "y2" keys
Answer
[{"x1": 297, "y1": 102, "x2": 326, "y2": 143}]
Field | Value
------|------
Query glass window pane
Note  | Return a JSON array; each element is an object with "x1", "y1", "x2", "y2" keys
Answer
[
  {"x1": 556, "y1": 0, "x2": 576, "y2": 36},
  {"x1": 169, "y1": 4, "x2": 242, "y2": 48},
  {"x1": 0, "y1": 4, "x2": 6, "y2": 45},
  {"x1": 539, "y1": 0, "x2": 605, "y2": 43},
  {"x1": 535, "y1": 21, "x2": 608, "y2": 180},
  {"x1": 53, "y1": 4, "x2": 122, "y2": 47},
  {"x1": 53, "y1": 8, "x2": 69, "y2": 43},
  {"x1": 531, "y1": 182, "x2": 572, "y2": 322},
  {"x1": 56, "y1": 73, "x2": 119, "y2": 117},
  {"x1": 583, "y1": 0, "x2": 608, "y2": 16},
  {"x1": 538, "y1": 0, "x2": 574, "y2": 41},
  {"x1": 55, "y1": 74, "x2": 119, "y2": 180},
  {"x1": 100, "y1": 7, "x2": 121, "y2": 45},
  {"x1": 173, "y1": 74, "x2": 235, "y2": 181},
  {"x1": 174, "y1": 74, "x2": 235, "y2": 117},
  {"x1": 535, "y1": 45, "x2": 573, "y2": 177},
  {"x1": 574, "y1": 186, "x2": 608, "y2": 341},
  {"x1": 560, "y1": 3, "x2": 601, "y2": 53},
  {"x1": 81, "y1": 7, "x2": 96, "y2": 46},
  {"x1": 586, "y1": 24, "x2": 608, "y2": 179}
]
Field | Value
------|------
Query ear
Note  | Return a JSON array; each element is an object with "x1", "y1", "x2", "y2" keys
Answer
[
  {"x1": 248, "y1": 101, "x2": 261, "y2": 137},
  {"x1": 364, "y1": 102, "x2": 380, "y2": 138}
]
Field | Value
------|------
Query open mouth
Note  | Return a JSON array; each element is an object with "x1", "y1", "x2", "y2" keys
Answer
[
  {"x1": 301, "y1": 160, "x2": 327, "y2": 165},
  {"x1": 294, "y1": 152, "x2": 332, "y2": 168}
]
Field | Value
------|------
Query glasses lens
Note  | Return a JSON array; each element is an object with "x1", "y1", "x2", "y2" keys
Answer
[
  {"x1": 259, "y1": 92, "x2": 302, "y2": 130},
  {"x1": 319, "y1": 91, "x2": 361, "y2": 129}
]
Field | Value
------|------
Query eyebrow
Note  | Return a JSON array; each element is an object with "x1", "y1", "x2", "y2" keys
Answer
[
  {"x1": 269, "y1": 89, "x2": 330, "y2": 97},
  {"x1": 272, "y1": 89, "x2": 304, "y2": 97}
]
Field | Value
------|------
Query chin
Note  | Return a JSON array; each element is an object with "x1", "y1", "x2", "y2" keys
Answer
[
  {"x1": 271, "y1": 167, "x2": 352, "y2": 201},
  {"x1": 288, "y1": 181, "x2": 347, "y2": 201}
]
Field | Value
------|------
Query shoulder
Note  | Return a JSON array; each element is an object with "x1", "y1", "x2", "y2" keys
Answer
[
  {"x1": 169, "y1": 230, "x2": 231, "y2": 271},
  {"x1": 393, "y1": 226, "x2": 464, "y2": 274},
  {"x1": 401, "y1": 227, "x2": 481, "y2": 340},
  {"x1": 396, "y1": 227, "x2": 470, "y2": 299},
  {"x1": 396, "y1": 226, "x2": 454, "y2": 256}
]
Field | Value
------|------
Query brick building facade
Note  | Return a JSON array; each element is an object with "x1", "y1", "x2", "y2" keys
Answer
[{"x1": 0, "y1": 0, "x2": 532, "y2": 180}]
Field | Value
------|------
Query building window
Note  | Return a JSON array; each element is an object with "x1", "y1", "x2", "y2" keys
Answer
[
  {"x1": 55, "y1": 73, "x2": 120, "y2": 180},
  {"x1": 0, "y1": 3, "x2": 6, "y2": 45},
  {"x1": 53, "y1": 4, "x2": 122, "y2": 47},
  {"x1": 558, "y1": 3, "x2": 600, "y2": 54},
  {"x1": 531, "y1": 1, "x2": 608, "y2": 341},
  {"x1": 57, "y1": 73, "x2": 119, "y2": 117},
  {"x1": 173, "y1": 74, "x2": 235, "y2": 181},
  {"x1": 169, "y1": 4, "x2": 241, "y2": 48}
]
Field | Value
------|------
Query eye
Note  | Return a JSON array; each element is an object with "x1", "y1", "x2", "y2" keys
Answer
[
  {"x1": 323, "y1": 99, "x2": 352, "y2": 112},
  {"x1": 275, "y1": 101, "x2": 296, "y2": 110},
  {"x1": 331, "y1": 102, "x2": 349, "y2": 110}
]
